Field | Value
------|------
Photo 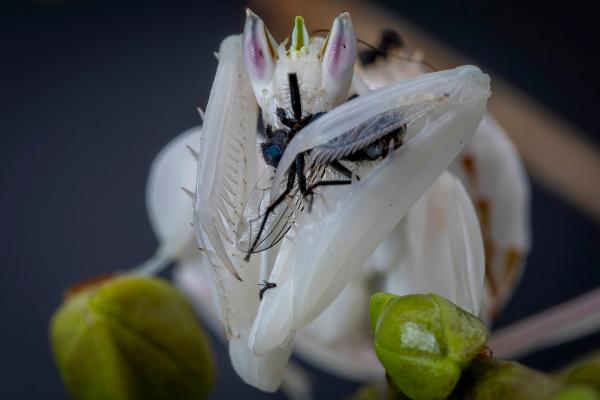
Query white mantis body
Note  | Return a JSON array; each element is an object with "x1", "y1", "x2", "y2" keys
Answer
[{"x1": 192, "y1": 9, "x2": 490, "y2": 392}]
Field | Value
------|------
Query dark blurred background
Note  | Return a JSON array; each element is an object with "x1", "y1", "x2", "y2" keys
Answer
[{"x1": 1, "y1": 0, "x2": 598, "y2": 398}]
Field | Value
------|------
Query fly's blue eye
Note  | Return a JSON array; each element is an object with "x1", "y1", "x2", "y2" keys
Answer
[
  {"x1": 261, "y1": 143, "x2": 284, "y2": 167},
  {"x1": 265, "y1": 144, "x2": 283, "y2": 159}
]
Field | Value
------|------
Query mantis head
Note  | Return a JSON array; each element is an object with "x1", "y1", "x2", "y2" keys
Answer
[{"x1": 243, "y1": 9, "x2": 357, "y2": 127}]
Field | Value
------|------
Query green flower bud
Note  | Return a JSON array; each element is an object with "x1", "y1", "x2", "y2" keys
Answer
[
  {"x1": 558, "y1": 352, "x2": 600, "y2": 393},
  {"x1": 553, "y1": 386, "x2": 599, "y2": 400},
  {"x1": 451, "y1": 357, "x2": 599, "y2": 400},
  {"x1": 50, "y1": 275, "x2": 216, "y2": 400},
  {"x1": 369, "y1": 292, "x2": 487, "y2": 400}
]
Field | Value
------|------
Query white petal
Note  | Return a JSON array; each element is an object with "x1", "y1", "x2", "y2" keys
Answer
[
  {"x1": 146, "y1": 126, "x2": 202, "y2": 259},
  {"x1": 250, "y1": 72, "x2": 490, "y2": 353},
  {"x1": 294, "y1": 330, "x2": 383, "y2": 382},
  {"x1": 383, "y1": 172, "x2": 485, "y2": 315},
  {"x1": 294, "y1": 276, "x2": 384, "y2": 382},
  {"x1": 303, "y1": 277, "x2": 369, "y2": 345},
  {"x1": 449, "y1": 114, "x2": 531, "y2": 314},
  {"x1": 279, "y1": 361, "x2": 313, "y2": 400},
  {"x1": 229, "y1": 339, "x2": 293, "y2": 393},
  {"x1": 174, "y1": 259, "x2": 295, "y2": 393},
  {"x1": 365, "y1": 220, "x2": 407, "y2": 274},
  {"x1": 174, "y1": 255, "x2": 223, "y2": 334}
]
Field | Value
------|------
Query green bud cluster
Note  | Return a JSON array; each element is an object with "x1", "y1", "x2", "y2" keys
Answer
[
  {"x1": 370, "y1": 293, "x2": 487, "y2": 400},
  {"x1": 50, "y1": 276, "x2": 215, "y2": 400}
]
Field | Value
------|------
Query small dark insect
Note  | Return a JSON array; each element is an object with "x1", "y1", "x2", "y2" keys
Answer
[
  {"x1": 258, "y1": 280, "x2": 277, "y2": 300},
  {"x1": 359, "y1": 29, "x2": 404, "y2": 66},
  {"x1": 357, "y1": 29, "x2": 435, "y2": 72}
]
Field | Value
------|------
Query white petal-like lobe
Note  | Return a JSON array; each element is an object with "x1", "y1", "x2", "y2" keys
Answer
[
  {"x1": 194, "y1": 34, "x2": 258, "y2": 280},
  {"x1": 384, "y1": 172, "x2": 485, "y2": 315},
  {"x1": 302, "y1": 277, "x2": 369, "y2": 345},
  {"x1": 294, "y1": 328, "x2": 383, "y2": 382},
  {"x1": 230, "y1": 340, "x2": 293, "y2": 393},
  {"x1": 251, "y1": 68, "x2": 490, "y2": 353},
  {"x1": 449, "y1": 114, "x2": 530, "y2": 314},
  {"x1": 146, "y1": 126, "x2": 202, "y2": 259}
]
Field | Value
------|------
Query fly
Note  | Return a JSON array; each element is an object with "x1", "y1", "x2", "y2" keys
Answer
[
  {"x1": 359, "y1": 29, "x2": 404, "y2": 66},
  {"x1": 236, "y1": 71, "x2": 407, "y2": 261},
  {"x1": 258, "y1": 280, "x2": 277, "y2": 301}
]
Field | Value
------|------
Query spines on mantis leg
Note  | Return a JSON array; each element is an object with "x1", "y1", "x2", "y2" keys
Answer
[{"x1": 193, "y1": 34, "x2": 259, "y2": 282}]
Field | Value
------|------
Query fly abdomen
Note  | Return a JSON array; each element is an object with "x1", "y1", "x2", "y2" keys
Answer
[
  {"x1": 309, "y1": 110, "x2": 407, "y2": 165},
  {"x1": 342, "y1": 125, "x2": 406, "y2": 162}
]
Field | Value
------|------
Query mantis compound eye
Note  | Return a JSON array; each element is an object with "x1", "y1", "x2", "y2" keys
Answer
[
  {"x1": 320, "y1": 12, "x2": 357, "y2": 107},
  {"x1": 243, "y1": 8, "x2": 278, "y2": 100}
]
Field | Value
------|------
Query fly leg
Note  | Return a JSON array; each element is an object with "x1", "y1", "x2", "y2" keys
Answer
[
  {"x1": 294, "y1": 155, "x2": 316, "y2": 211},
  {"x1": 245, "y1": 165, "x2": 297, "y2": 260},
  {"x1": 328, "y1": 160, "x2": 360, "y2": 181},
  {"x1": 305, "y1": 180, "x2": 353, "y2": 212},
  {"x1": 294, "y1": 153, "x2": 314, "y2": 212},
  {"x1": 296, "y1": 155, "x2": 308, "y2": 193},
  {"x1": 296, "y1": 156, "x2": 354, "y2": 212}
]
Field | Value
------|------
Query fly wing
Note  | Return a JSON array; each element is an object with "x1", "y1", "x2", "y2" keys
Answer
[
  {"x1": 271, "y1": 65, "x2": 486, "y2": 198},
  {"x1": 236, "y1": 167, "x2": 297, "y2": 254},
  {"x1": 308, "y1": 108, "x2": 410, "y2": 165},
  {"x1": 236, "y1": 164, "x2": 326, "y2": 254}
]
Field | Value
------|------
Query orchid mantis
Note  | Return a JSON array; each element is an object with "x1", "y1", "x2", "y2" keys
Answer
[
  {"x1": 136, "y1": 8, "x2": 600, "y2": 397},
  {"x1": 186, "y1": 8, "x2": 490, "y2": 392}
]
